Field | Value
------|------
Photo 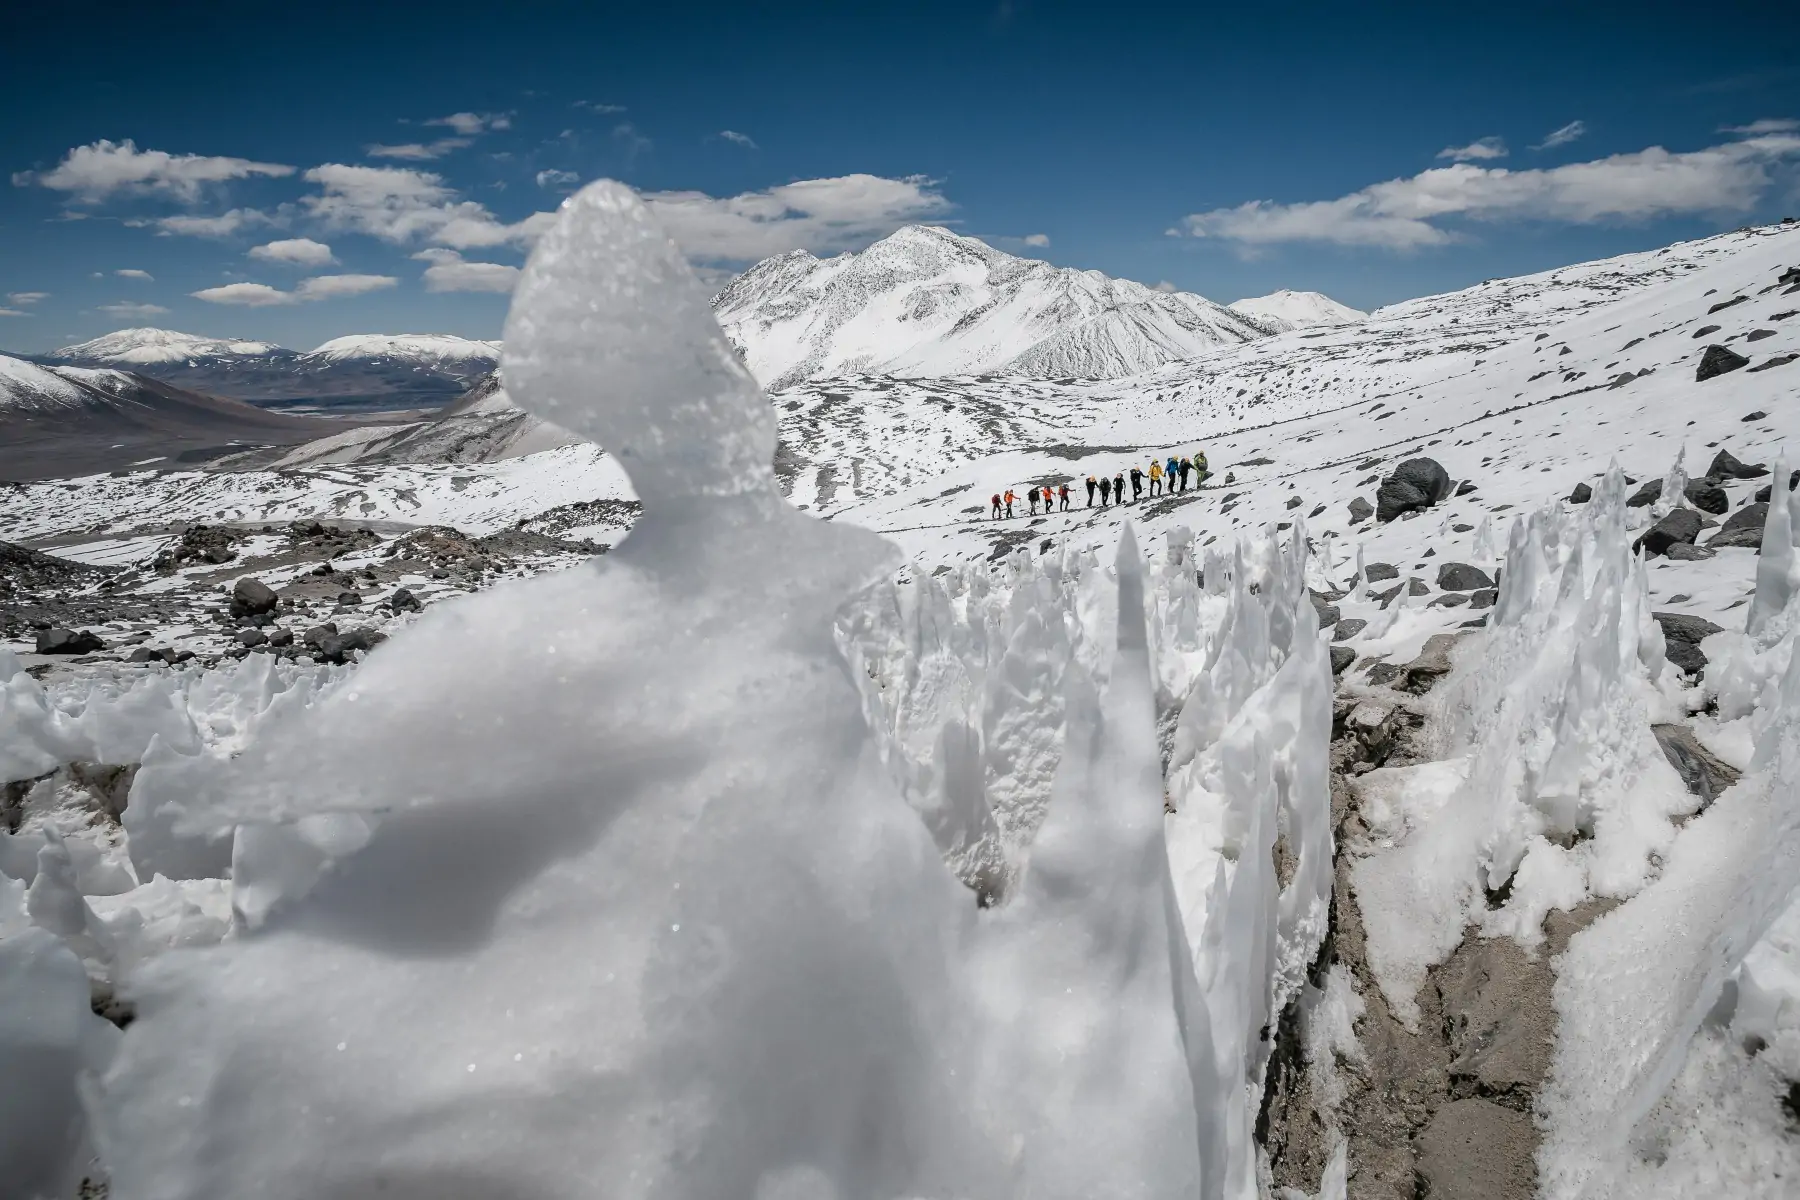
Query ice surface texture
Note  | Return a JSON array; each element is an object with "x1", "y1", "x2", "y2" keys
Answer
[{"x1": 93, "y1": 182, "x2": 1304, "y2": 1199}]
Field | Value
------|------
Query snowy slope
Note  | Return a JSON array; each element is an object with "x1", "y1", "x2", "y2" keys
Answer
[
  {"x1": 304, "y1": 334, "x2": 501, "y2": 373},
  {"x1": 713, "y1": 225, "x2": 1271, "y2": 388},
  {"x1": 1228, "y1": 289, "x2": 1367, "y2": 333},
  {"x1": 0, "y1": 352, "x2": 117, "y2": 414}
]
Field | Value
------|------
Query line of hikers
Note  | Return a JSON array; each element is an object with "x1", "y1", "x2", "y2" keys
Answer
[{"x1": 991, "y1": 452, "x2": 1208, "y2": 518}]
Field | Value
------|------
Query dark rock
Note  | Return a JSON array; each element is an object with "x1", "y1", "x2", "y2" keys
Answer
[
  {"x1": 1706, "y1": 295, "x2": 1748, "y2": 314},
  {"x1": 1665, "y1": 543, "x2": 1717, "y2": 560},
  {"x1": 1308, "y1": 591, "x2": 1340, "y2": 628},
  {"x1": 1706, "y1": 502, "x2": 1767, "y2": 549},
  {"x1": 1652, "y1": 724, "x2": 1741, "y2": 807},
  {"x1": 1637, "y1": 508, "x2": 1703, "y2": 556},
  {"x1": 1706, "y1": 449, "x2": 1768, "y2": 480},
  {"x1": 1654, "y1": 612, "x2": 1724, "y2": 646},
  {"x1": 1569, "y1": 481, "x2": 1593, "y2": 504},
  {"x1": 235, "y1": 628, "x2": 267, "y2": 648},
  {"x1": 35, "y1": 627, "x2": 105, "y2": 655},
  {"x1": 228, "y1": 576, "x2": 279, "y2": 618},
  {"x1": 1696, "y1": 344, "x2": 1750, "y2": 381},
  {"x1": 1453, "y1": 523, "x2": 1474, "y2": 533},
  {"x1": 388, "y1": 587, "x2": 423, "y2": 613},
  {"x1": 1663, "y1": 639, "x2": 1709, "y2": 677},
  {"x1": 1754, "y1": 472, "x2": 1800, "y2": 502},
  {"x1": 1329, "y1": 645, "x2": 1356, "y2": 676},
  {"x1": 1400, "y1": 633, "x2": 1459, "y2": 693},
  {"x1": 1746, "y1": 329, "x2": 1776, "y2": 342},
  {"x1": 1431, "y1": 593, "x2": 1470, "y2": 608},
  {"x1": 1692, "y1": 324, "x2": 1721, "y2": 338},
  {"x1": 1683, "y1": 479, "x2": 1729, "y2": 515},
  {"x1": 1308, "y1": 504, "x2": 1325, "y2": 518},
  {"x1": 1364, "y1": 661, "x2": 1402, "y2": 687},
  {"x1": 1393, "y1": 456, "x2": 1452, "y2": 502},
  {"x1": 336, "y1": 591, "x2": 363, "y2": 607},
  {"x1": 1285, "y1": 495, "x2": 1303, "y2": 510},
  {"x1": 1455, "y1": 480, "x2": 1478, "y2": 496},
  {"x1": 1377, "y1": 474, "x2": 1433, "y2": 522},
  {"x1": 1332, "y1": 618, "x2": 1368, "y2": 641},
  {"x1": 1748, "y1": 353, "x2": 1799, "y2": 373},
  {"x1": 1408, "y1": 577, "x2": 1430, "y2": 597},
  {"x1": 1363, "y1": 562, "x2": 1399, "y2": 582},
  {"x1": 1626, "y1": 479, "x2": 1662, "y2": 508},
  {"x1": 267, "y1": 628, "x2": 295, "y2": 647},
  {"x1": 1469, "y1": 588, "x2": 1498, "y2": 610},
  {"x1": 311, "y1": 626, "x2": 389, "y2": 666},
  {"x1": 1437, "y1": 562, "x2": 1494, "y2": 591},
  {"x1": 127, "y1": 647, "x2": 157, "y2": 663},
  {"x1": 1743, "y1": 410, "x2": 1769, "y2": 421},
  {"x1": 1347, "y1": 496, "x2": 1374, "y2": 524}
]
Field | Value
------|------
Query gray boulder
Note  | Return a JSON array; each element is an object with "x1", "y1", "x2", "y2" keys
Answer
[
  {"x1": 1468, "y1": 588, "x2": 1498, "y2": 610},
  {"x1": 1347, "y1": 496, "x2": 1374, "y2": 524},
  {"x1": 1637, "y1": 508, "x2": 1703, "y2": 556},
  {"x1": 36, "y1": 627, "x2": 105, "y2": 655},
  {"x1": 1569, "y1": 481, "x2": 1593, "y2": 504},
  {"x1": 1376, "y1": 477, "x2": 1429, "y2": 523},
  {"x1": 1309, "y1": 591, "x2": 1340, "y2": 628},
  {"x1": 389, "y1": 587, "x2": 423, "y2": 613},
  {"x1": 235, "y1": 628, "x2": 267, "y2": 648},
  {"x1": 1683, "y1": 479, "x2": 1729, "y2": 515},
  {"x1": 1363, "y1": 561, "x2": 1399, "y2": 582},
  {"x1": 1696, "y1": 343, "x2": 1750, "y2": 381},
  {"x1": 1707, "y1": 502, "x2": 1768, "y2": 549},
  {"x1": 1655, "y1": 612, "x2": 1723, "y2": 676},
  {"x1": 1437, "y1": 562, "x2": 1494, "y2": 591},
  {"x1": 1652, "y1": 724, "x2": 1741, "y2": 807},
  {"x1": 1626, "y1": 479, "x2": 1662, "y2": 508},
  {"x1": 1706, "y1": 449, "x2": 1768, "y2": 480},
  {"x1": 229, "y1": 577, "x2": 279, "y2": 618},
  {"x1": 1665, "y1": 543, "x2": 1716, "y2": 561},
  {"x1": 1329, "y1": 645, "x2": 1356, "y2": 676},
  {"x1": 1332, "y1": 618, "x2": 1368, "y2": 641},
  {"x1": 1753, "y1": 470, "x2": 1800, "y2": 502}
]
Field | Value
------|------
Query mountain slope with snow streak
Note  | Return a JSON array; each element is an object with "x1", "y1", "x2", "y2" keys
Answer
[
  {"x1": 1227, "y1": 289, "x2": 1367, "y2": 333},
  {"x1": 713, "y1": 224, "x2": 1272, "y2": 389},
  {"x1": 50, "y1": 328, "x2": 288, "y2": 366}
]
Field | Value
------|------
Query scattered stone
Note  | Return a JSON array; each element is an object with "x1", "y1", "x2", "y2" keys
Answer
[
  {"x1": 1309, "y1": 504, "x2": 1326, "y2": 518},
  {"x1": 1707, "y1": 295, "x2": 1749, "y2": 314},
  {"x1": 1696, "y1": 344, "x2": 1750, "y2": 381},
  {"x1": 1746, "y1": 329, "x2": 1776, "y2": 342},
  {"x1": 336, "y1": 591, "x2": 364, "y2": 607},
  {"x1": 1432, "y1": 593, "x2": 1470, "y2": 608},
  {"x1": 1626, "y1": 479, "x2": 1662, "y2": 508},
  {"x1": 1348, "y1": 496, "x2": 1374, "y2": 524},
  {"x1": 1691, "y1": 324, "x2": 1721, "y2": 338},
  {"x1": 229, "y1": 577, "x2": 279, "y2": 618},
  {"x1": 1455, "y1": 480, "x2": 1478, "y2": 496},
  {"x1": 1664, "y1": 543, "x2": 1716, "y2": 561},
  {"x1": 1285, "y1": 496, "x2": 1304, "y2": 510},
  {"x1": 1309, "y1": 592, "x2": 1340, "y2": 628},
  {"x1": 1438, "y1": 938, "x2": 1554, "y2": 1106},
  {"x1": 1332, "y1": 618, "x2": 1368, "y2": 641},
  {"x1": 1754, "y1": 471, "x2": 1800, "y2": 502},
  {"x1": 35, "y1": 627, "x2": 105, "y2": 655},
  {"x1": 1683, "y1": 479, "x2": 1729, "y2": 515},
  {"x1": 1655, "y1": 612, "x2": 1723, "y2": 675},
  {"x1": 267, "y1": 628, "x2": 295, "y2": 647},
  {"x1": 388, "y1": 588, "x2": 423, "y2": 613},
  {"x1": 311, "y1": 627, "x2": 388, "y2": 666},
  {"x1": 1568, "y1": 481, "x2": 1593, "y2": 504},
  {"x1": 126, "y1": 647, "x2": 158, "y2": 663},
  {"x1": 1469, "y1": 588, "x2": 1498, "y2": 610},
  {"x1": 1408, "y1": 577, "x2": 1430, "y2": 597},
  {"x1": 1636, "y1": 508, "x2": 1702, "y2": 556},
  {"x1": 151, "y1": 525, "x2": 244, "y2": 574},
  {"x1": 235, "y1": 628, "x2": 267, "y2": 648},
  {"x1": 1364, "y1": 661, "x2": 1402, "y2": 687},
  {"x1": 1453, "y1": 523, "x2": 1474, "y2": 533},
  {"x1": 1364, "y1": 562, "x2": 1399, "y2": 582},
  {"x1": 1707, "y1": 502, "x2": 1768, "y2": 549},
  {"x1": 1742, "y1": 410, "x2": 1769, "y2": 422},
  {"x1": 1748, "y1": 353, "x2": 1799, "y2": 373},
  {"x1": 1437, "y1": 562, "x2": 1494, "y2": 591},
  {"x1": 1400, "y1": 633, "x2": 1458, "y2": 693},
  {"x1": 1377, "y1": 457, "x2": 1451, "y2": 522},
  {"x1": 1706, "y1": 449, "x2": 1768, "y2": 480},
  {"x1": 1329, "y1": 645, "x2": 1356, "y2": 676},
  {"x1": 1651, "y1": 724, "x2": 1741, "y2": 808}
]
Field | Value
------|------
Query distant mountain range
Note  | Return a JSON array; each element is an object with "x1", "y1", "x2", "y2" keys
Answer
[
  {"x1": 28, "y1": 329, "x2": 501, "y2": 411},
  {"x1": 0, "y1": 352, "x2": 341, "y2": 480},
  {"x1": 711, "y1": 225, "x2": 1360, "y2": 389}
]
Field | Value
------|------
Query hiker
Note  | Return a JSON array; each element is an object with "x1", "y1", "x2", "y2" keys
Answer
[
  {"x1": 1113, "y1": 472, "x2": 1126, "y2": 503},
  {"x1": 1194, "y1": 450, "x2": 1208, "y2": 485},
  {"x1": 1004, "y1": 488, "x2": 1016, "y2": 517},
  {"x1": 1129, "y1": 465, "x2": 1144, "y2": 502},
  {"x1": 1086, "y1": 475, "x2": 1098, "y2": 506},
  {"x1": 991, "y1": 492, "x2": 1003, "y2": 519},
  {"x1": 1177, "y1": 457, "x2": 1192, "y2": 491},
  {"x1": 1149, "y1": 460, "x2": 1163, "y2": 496},
  {"x1": 1028, "y1": 488, "x2": 1040, "y2": 516},
  {"x1": 1099, "y1": 475, "x2": 1112, "y2": 505},
  {"x1": 1166, "y1": 455, "x2": 1179, "y2": 490},
  {"x1": 1058, "y1": 483, "x2": 1070, "y2": 511},
  {"x1": 1041, "y1": 485, "x2": 1054, "y2": 512}
]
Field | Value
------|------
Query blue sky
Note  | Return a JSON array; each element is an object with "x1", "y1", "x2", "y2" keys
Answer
[{"x1": 3, "y1": 0, "x2": 1797, "y2": 353}]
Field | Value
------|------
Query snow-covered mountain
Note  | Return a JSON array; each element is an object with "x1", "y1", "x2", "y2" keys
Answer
[
  {"x1": 712, "y1": 225, "x2": 1273, "y2": 388},
  {"x1": 1227, "y1": 289, "x2": 1367, "y2": 333},
  {"x1": 37, "y1": 328, "x2": 498, "y2": 410},
  {"x1": 0, "y1": 351, "x2": 337, "y2": 480}
]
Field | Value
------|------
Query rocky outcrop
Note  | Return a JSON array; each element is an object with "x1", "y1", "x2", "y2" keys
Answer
[
  {"x1": 1696, "y1": 343, "x2": 1750, "y2": 381},
  {"x1": 1636, "y1": 508, "x2": 1702, "y2": 557},
  {"x1": 1375, "y1": 458, "x2": 1452, "y2": 523}
]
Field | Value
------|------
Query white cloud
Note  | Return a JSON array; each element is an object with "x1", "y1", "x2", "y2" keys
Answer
[
  {"x1": 719, "y1": 130, "x2": 758, "y2": 149},
  {"x1": 1152, "y1": 280, "x2": 1179, "y2": 293},
  {"x1": 414, "y1": 248, "x2": 520, "y2": 293},
  {"x1": 536, "y1": 168, "x2": 580, "y2": 190},
  {"x1": 191, "y1": 274, "x2": 396, "y2": 306},
  {"x1": 642, "y1": 174, "x2": 952, "y2": 261},
  {"x1": 1534, "y1": 120, "x2": 1587, "y2": 150},
  {"x1": 1178, "y1": 131, "x2": 1800, "y2": 251},
  {"x1": 614, "y1": 122, "x2": 652, "y2": 160},
  {"x1": 1723, "y1": 118, "x2": 1799, "y2": 135},
  {"x1": 16, "y1": 139, "x2": 293, "y2": 203},
  {"x1": 98, "y1": 301, "x2": 171, "y2": 318},
  {"x1": 426, "y1": 112, "x2": 512, "y2": 136},
  {"x1": 1022, "y1": 232, "x2": 1050, "y2": 247},
  {"x1": 8, "y1": 292, "x2": 49, "y2": 306},
  {"x1": 367, "y1": 138, "x2": 472, "y2": 161},
  {"x1": 295, "y1": 273, "x2": 397, "y2": 299},
  {"x1": 573, "y1": 101, "x2": 626, "y2": 114},
  {"x1": 138, "y1": 208, "x2": 277, "y2": 238},
  {"x1": 116, "y1": 269, "x2": 154, "y2": 281},
  {"x1": 0, "y1": 308, "x2": 27, "y2": 317},
  {"x1": 1437, "y1": 137, "x2": 1508, "y2": 162},
  {"x1": 248, "y1": 237, "x2": 336, "y2": 266},
  {"x1": 299, "y1": 163, "x2": 551, "y2": 249}
]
